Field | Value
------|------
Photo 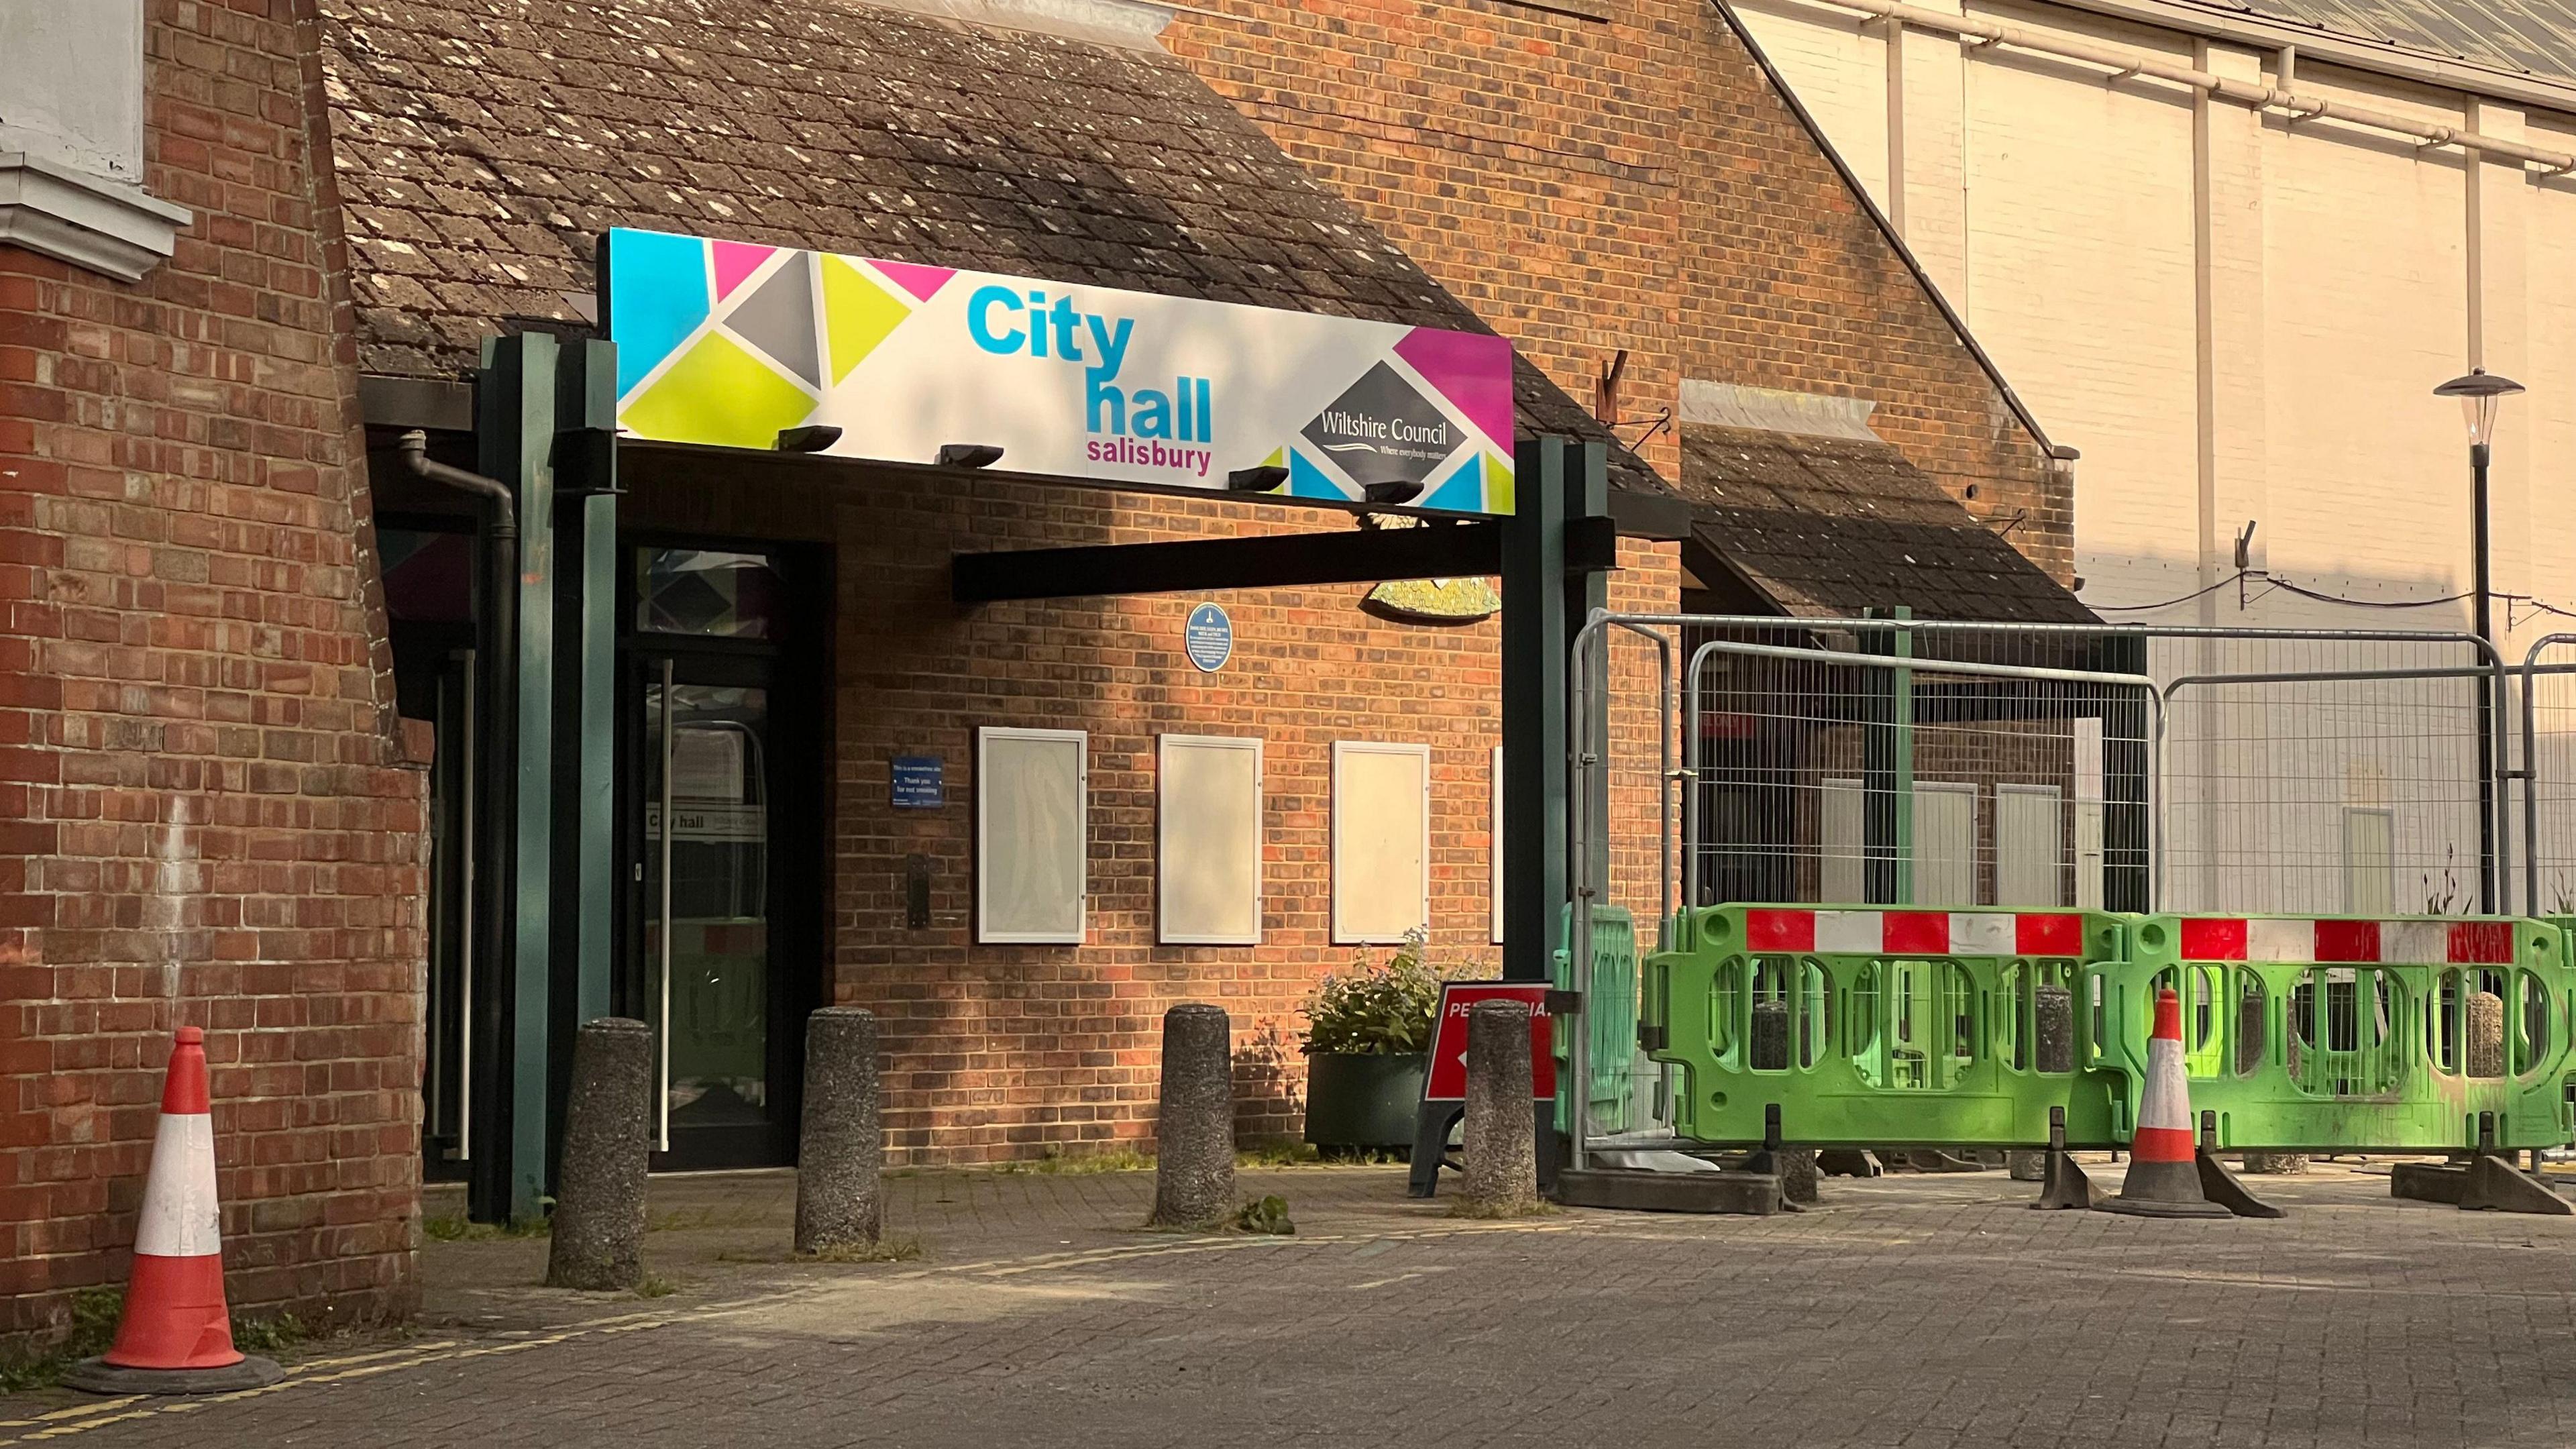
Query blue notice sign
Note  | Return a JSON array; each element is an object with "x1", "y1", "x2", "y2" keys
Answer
[
  {"x1": 891, "y1": 755, "x2": 945, "y2": 808},
  {"x1": 1185, "y1": 602, "x2": 1233, "y2": 672}
]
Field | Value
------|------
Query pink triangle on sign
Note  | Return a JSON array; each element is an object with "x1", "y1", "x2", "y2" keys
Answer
[
  {"x1": 711, "y1": 239, "x2": 777, "y2": 300},
  {"x1": 871, "y1": 259, "x2": 956, "y2": 304}
]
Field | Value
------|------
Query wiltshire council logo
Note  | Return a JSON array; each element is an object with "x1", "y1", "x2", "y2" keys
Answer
[{"x1": 1300, "y1": 362, "x2": 1458, "y2": 488}]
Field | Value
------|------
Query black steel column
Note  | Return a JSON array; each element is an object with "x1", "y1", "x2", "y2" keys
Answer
[
  {"x1": 549, "y1": 338, "x2": 621, "y2": 1196},
  {"x1": 468, "y1": 333, "x2": 561, "y2": 1225},
  {"x1": 1501, "y1": 435, "x2": 1611, "y2": 986},
  {"x1": 1502, "y1": 437, "x2": 1575, "y2": 984}
]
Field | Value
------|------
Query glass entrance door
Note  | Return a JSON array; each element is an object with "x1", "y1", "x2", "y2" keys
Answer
[
  {"x1": 621, "y1": 544, "x2": 816, "y2": 1171},
  {"x1": 644, "y1": 667, "x2": 774, "y2": 1157}
]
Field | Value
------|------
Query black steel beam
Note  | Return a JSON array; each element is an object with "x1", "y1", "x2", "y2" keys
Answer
[
  {"x1": 953, "y1": 518, "x2": 1613, "y2": 602},
  {"x1": 1606, "y1": 486, "x2": 1694, "y2": 542},
  {"x1": 359, "y1": 373, "x2": 476, "y2": 432}
]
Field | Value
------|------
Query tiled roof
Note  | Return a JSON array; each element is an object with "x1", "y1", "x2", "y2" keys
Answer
[
  {"x1": 317, "y1": 0, "x2": 2087, "y2": 616},
  {"x1": 1678, "y1": 424, "x2": 2096, "y2": 624},
  {"x1": 313, "y1": 0, "x2": 1661, "y2": 496}
]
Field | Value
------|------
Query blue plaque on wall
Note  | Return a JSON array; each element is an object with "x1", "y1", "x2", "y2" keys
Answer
[
  {"x1": 1185, "y1": 602, "x2": 1233, "y2": 672},
  {"x1": 891, "y1": 755, "x2": 944, "y2": 808}
]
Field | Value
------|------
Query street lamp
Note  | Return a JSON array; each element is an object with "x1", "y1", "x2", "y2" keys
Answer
[{"x1": 2432, "y1": 366, "x2": 2524, "y2": 914}]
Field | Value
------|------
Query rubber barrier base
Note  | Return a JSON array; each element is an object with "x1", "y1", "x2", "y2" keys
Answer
[
  {"x1": 1818, "y1": 1148, "x2": 1882, "y2": 1178},
  {"x1": 2390, "y1": 1161, "x2": 2468, "y2": 1204},
  {"x1": 2029, "y1": 1148, "x2": 2094, "y2": 1211},
  {"x1": 1555, "y1": 1167, "x2": 1782, "y2": 1215},
  {"x1": 2195, "y1": 1148, "x2": 2288, "y2": 1219},
  {"x1": 2460, "y1": 1153, "x2": 2573, "y2": 1216}
]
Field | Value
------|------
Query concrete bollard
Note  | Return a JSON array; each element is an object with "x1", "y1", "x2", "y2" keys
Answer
[
  {"x1": 796, "y1": 1007, "x2": 883, "y2": 1254},
  {"x1": 1460, "y1": 999, "x2": 1542, "y2": 1214},
  {"x1": 546, "y1": 1017, "x2": 653, "y2": 1291},
  {"x1": 1750, "y1": 999, "x2": 1790, "y2": 1071},
  {"x1": 2468, "y1": 990, "x2": 2506, "y2": 1078},
  {"x1": 1148, "y1": 1004, "x2": 1235, "y2": 1228}
]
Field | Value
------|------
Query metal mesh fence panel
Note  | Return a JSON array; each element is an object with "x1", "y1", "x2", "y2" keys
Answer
[
  {"x1": 1572, "y1": 616, "x2": 2506, "y2": 923},
  {"x1": 2520, "y1": 635, "x2": 2576, "y2": 914},
  {"x1": 2149, "y1": 632, "x2": 2495, "y2": 916}
]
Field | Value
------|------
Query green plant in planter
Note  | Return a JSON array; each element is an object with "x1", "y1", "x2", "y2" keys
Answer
[
  {"x1": 1300, "y1": 931, "x2": 1449, "y2": 1152},
  {"x1": 1301, "y1": 930, "x2": 1444, "y2": 1055}
]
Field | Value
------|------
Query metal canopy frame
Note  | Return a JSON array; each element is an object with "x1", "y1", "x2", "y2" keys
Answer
[
  {"x1": 378, "y1": 365, "x2": 1627, "y2": 1218},
  {"x1": 952, "y1": 517, "x2": 1617, "y2": 603}
]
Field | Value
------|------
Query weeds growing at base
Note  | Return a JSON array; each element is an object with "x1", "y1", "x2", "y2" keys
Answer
[
  {"x1": 0, "y1": 1291, "x2": 314, "y2": 1394},
  {"x1": 992, "y1": 1146, "x2": 1152, "y2": 1175},
  {"x1": 0, "y1": 1289, "x2": 121, "y2": 1394}
]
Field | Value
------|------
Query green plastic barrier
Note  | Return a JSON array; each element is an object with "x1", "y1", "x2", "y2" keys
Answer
[
  {"x1": 1554, "y1": 904, "x2": 1640, "y2": 1136},
  {"x1": 1646, "y1": 904, "x2": 2129, "y2": 1149},
  {"x1": 2101, "y1": 914, "x2": 2576, "y2": 1153},
  {"x1": 1644, "y1": 905, "x2": 2576, "y2": 1152}
]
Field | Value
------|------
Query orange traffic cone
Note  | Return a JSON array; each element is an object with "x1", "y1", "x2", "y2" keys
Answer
[
  {"x1": 63, "y1": 1027, "x2": 283, "y2": 1394},
  {"x1": 2098, "y1": 989, "x2": 2233, "y2": 1219}
]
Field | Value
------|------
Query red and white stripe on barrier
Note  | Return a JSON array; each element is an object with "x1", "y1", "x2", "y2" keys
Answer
[
  {"x1": 1743, "y1": 908, "x2": 2085, "y2": 958},
  {"x1": 2175, "y1": 918, "x2": 2515, "y2": 966}
]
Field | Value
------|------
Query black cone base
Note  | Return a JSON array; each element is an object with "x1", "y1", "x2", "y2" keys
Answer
[
  {"x1": 2096, "y1": 1156, "x2": 2230, "y2": 1218},
  {"x1": 2096, "y1": 1193, "x2": 2233, "y2": 1219},
  {"x1": 61, "y1": 1354, "x2": 284, "y2": 1396}
]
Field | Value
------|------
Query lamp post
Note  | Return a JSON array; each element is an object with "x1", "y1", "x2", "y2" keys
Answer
[{"x1": 2433, "y1": 366, "x2": 2524, "y2": 914}]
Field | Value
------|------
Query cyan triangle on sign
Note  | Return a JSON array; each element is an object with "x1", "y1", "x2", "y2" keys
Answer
[
  {"x1": 1419, "y1": 451, "x2": 1485, "y2": 513},
  {"x1": 1287, "y1": 449, "x2": 1354, "y2": 501},
  {"x1": 611, "y1": 229, "x2": 713, "y2": 399}
]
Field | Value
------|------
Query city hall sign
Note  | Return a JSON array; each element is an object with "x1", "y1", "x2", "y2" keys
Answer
[{"x1": 602, "y1": 227, "x2": 1517, "y2": 516}]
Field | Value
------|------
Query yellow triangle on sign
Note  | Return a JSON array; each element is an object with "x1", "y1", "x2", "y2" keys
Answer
[
  {"x1": 621, "y1": 333, "x2": 816, "y2": 449},
  {"x1": 822, "y1": 256, "x2": 911, "y2": 384},
  {"x1": 1482, "y1": 452, "x2": 1515, "y2": 515}
]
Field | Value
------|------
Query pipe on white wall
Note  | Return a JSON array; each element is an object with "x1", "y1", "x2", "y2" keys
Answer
[{"x1": 1806, "y1": 0, "x2": 2576, "y2": 173}]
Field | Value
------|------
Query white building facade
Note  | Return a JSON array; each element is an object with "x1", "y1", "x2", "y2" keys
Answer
[{"x1": 1728, "y1": 0, "x2": 2576, "y2": 915}]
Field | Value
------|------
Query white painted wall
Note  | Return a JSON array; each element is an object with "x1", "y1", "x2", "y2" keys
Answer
[
  {"x1": 0, "y1": 0, "x2": 146, "y2": 181},
  {"x1": 1735, "y1": 0, "x2": 2576, "y2": 913}
]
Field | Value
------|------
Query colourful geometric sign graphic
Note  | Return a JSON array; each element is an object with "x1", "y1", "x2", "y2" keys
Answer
[{"x1": 603, "y1": 227, "x2": 1517, "y2": 515}]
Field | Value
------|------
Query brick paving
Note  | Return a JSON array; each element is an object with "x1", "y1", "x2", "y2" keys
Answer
[{"x1": 9, "y1": 1162, "x2": 2576, "y2": 1448}]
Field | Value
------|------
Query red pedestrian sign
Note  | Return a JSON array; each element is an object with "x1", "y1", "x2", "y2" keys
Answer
[{"x1": 1421, "y1": 981, "x2": 1557, "y2": 1102}]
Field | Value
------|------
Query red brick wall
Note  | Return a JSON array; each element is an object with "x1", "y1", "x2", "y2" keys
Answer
[
  {"x1": 628, "y1": 463, "x2": 1675, "y2": 1162},
  {"x1": 1161, "y1": 0, "x2": 2072, "y2": 579},
  {"x1": 0, "y1": 0, "x2": 424, "y2": 1353}
]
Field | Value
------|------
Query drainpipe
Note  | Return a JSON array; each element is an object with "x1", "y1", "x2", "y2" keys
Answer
[
  {"x1": 396, "y1": 430, "x2": 519, "y2": 1214},
  {"x1": 398, "y1": 429, "x2": 517, "y2": 541}
]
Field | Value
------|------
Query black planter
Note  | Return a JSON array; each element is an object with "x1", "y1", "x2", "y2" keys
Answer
[{"x1": 1302, "y1": 1051, "x2": 1428, "y2": 1151}]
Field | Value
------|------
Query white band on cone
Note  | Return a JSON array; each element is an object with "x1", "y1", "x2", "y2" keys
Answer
[
  {"x1": 133, "y1": 1113, "x2": 221, "y2": 1258},
  {"x1": 2139, "y1": 1034, "x2": 2192, "y2": 1132}
]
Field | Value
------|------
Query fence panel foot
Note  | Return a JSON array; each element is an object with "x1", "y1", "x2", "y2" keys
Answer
[
  {"x1": 2460, "y1": 1154, "x2": 2573, "y2": 1215},
  {"x1": 2195, "y1": 1148, "x2": 2287, "y2": 1218}
]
